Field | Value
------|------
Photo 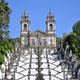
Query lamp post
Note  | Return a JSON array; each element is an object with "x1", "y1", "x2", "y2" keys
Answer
[
  {"x1": 11, "y1": 63, "x2": 16, "y2": 80},
  {"x1": 65, "y1": 74, "x2": 68, "y2": 80},
  {"x1": 61, "y1": 61, "x2": 66, "y2": 80},
  {"x1": 5, "y1": 62, "x2": 8, "y2": 80},
  {"x1": 11, "y1": 71, "x2": 14, "y2": 80},
  {"x1": 2, "y1": 67, "x2": 4, "y2": 80},
  {"x1": 71, "y1": 62, "x2": 74, "y2": 76}
]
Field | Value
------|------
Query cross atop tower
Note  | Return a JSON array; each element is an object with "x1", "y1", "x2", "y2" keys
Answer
[
  {"x1": 21, "y1": 10, "x2": 31, "y2": 32},
  {"x1": 48, "y1": 9, "x2": 52, "y2": 16},
  {"x1": 21, "y1": 10, "x2": 30, "y2": 22},
  {"x1": 24, "y1": 10, "x2": 29, "y2": 17}
]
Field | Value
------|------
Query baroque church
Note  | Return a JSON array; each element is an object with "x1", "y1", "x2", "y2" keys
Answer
[{"x1": 20, "y1": 11, "x2": 56, "y2": 48}]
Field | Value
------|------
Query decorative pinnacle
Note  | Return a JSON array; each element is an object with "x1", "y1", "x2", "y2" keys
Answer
[
  {"x1": 24, "y1": 9, "x2": 29, "y2": 16},
  {"x1": 49, "y1": 9, "x2": 52, "y2": 15},
  {"x1": 48, "y1": 9, "x2": 54, "y2": 17}
]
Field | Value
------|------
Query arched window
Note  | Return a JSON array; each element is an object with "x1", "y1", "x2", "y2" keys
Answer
[
  {"x1": 24, "y1": 24, "x2": 27, "y2": 30},
  {"x1": 50, "y1": 24, "x2": 53, "y2": 31},
  {"x1": 32, "y1": 39, "x2": 35, "y2": 45}
]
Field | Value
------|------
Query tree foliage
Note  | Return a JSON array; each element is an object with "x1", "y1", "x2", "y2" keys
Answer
[
  {"x1": 0, "y1": 53, "x2": 5, "y2": 64},
  {"x1": 56, "y1": 37, "x2": 62, "y2": 44},
  {"x1": 0, "y1": 0, "x2": 12, "y2": 65},
  {"x1": 0, "y1": 0, "x2": 11, "y2": 38},
  {"x1": 0, "y1": 40, "x2": 13, "y2": 65},
  {"x1": 63, "y1": 20, "x2": 80, "y2": 60},
  {"x1": 73, "y1": 21, "x2": 80, "y2": 35}
]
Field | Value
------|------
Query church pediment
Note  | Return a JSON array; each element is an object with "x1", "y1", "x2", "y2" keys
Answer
[{"x1": 30, "y1": 30, "x2": 48, "y2": 37}]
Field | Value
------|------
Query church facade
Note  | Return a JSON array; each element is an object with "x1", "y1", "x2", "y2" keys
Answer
[{"x1": 20, "y1": 11, "x2": 56, "y2": 48}]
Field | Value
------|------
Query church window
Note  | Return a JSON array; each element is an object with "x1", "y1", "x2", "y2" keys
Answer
[
  {"x1": 32, "y1": 39, "x2": 35, "y2": 45},
  {"x1": 24, "y1": 24, "x2": 27, "y2": 30},
  {"x1": 50, "y1": 24, "x2": 53, "y2": 31},
  {"x1": 43, "y1": 39, "x2": 47, "y2": 45},
  {"x1": 38, "y1": 39, "x2": 42, "y2": 46}
]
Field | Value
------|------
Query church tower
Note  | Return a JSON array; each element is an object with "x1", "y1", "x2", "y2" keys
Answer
[
  {"x1": 20, "y1": 11, "x2": 31, "y2": 48},
  {"x1": 46, "y1": 10, "x2": 56, "y2": 35}
]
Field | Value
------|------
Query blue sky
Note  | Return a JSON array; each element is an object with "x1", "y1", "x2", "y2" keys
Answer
[{"x1": 6, "y1": 0, "x2": 80, "y2": 38}]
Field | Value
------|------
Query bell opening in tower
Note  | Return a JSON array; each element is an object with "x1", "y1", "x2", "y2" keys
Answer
[{"x1": 24, "y1": 24, "x2": 27, "y2": 30}]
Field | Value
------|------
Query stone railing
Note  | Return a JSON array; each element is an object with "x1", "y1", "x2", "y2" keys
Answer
[
  {"x1": 57, "y1": 42, "x2": 80, "y2": 79},
  {"x1": 0, "y1": 43, "x2": 20, "y2": 80}
]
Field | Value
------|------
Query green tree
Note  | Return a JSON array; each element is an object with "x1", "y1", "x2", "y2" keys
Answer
[
  {"x1": 63, "y1": 21, "x2": 80, "y2": 60},
  {"x1": 0, "y1": 0, "x2": 14, "y2": 65},
  {"x1": 0, "y1": 0, "x2": 11, "y2": 39},
  {"x1": 73, "y1": 21, "x2": 80, "y2": 49},
  {"x1": 63, "y1": 32, "x2": 79, "y2": 53},
  {"x1": 0, "y1": 53, "x2": 5, "y2": 64},
  {"x1": 73, "y1": 21, "x2": 80, "y2": 35},
  {"x1": 56, "y1": 37, "x2": 62, "y2": 44}
]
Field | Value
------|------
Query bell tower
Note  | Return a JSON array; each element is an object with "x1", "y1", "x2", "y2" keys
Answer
[
  {"x1": 46, "y1": 10, "x2": 56, "y2": 35},
  {"x1": 20, "y1": 11, "x2": 31, "y2": 48}
]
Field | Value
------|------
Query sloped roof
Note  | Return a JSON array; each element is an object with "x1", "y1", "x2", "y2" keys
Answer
[{"x1": 30, "y1": 30, "x2": 48, "y2": 37}]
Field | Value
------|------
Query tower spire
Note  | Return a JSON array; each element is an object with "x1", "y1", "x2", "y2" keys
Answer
[
  {"x1": 20, "y1": 10, "x2": 31, "y2": 48},
  {"x1": 46, "y1": 10, "x2": 56, "y2": 35}
]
